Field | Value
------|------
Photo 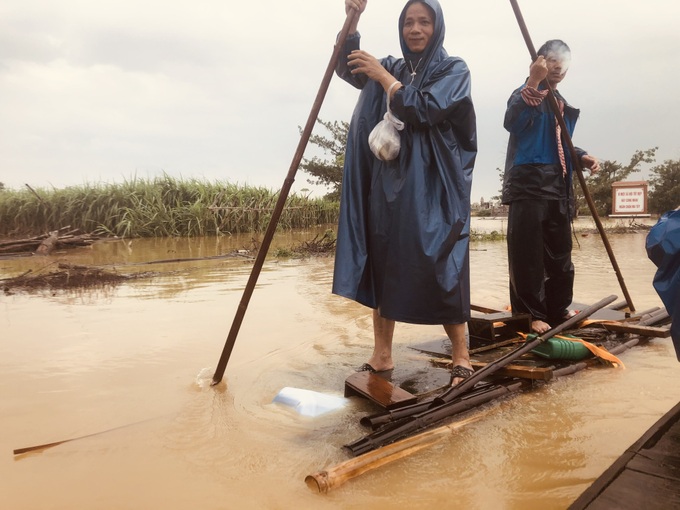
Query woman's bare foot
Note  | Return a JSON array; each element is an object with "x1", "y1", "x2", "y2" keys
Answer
[
  {"x1": 563, "y1": 309, "x2": 579, "y2": 319},
  {"x1": 531, "y1": 319, "x2": 551, "y2": 334}
]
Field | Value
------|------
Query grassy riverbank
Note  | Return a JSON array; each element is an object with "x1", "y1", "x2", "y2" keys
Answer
[
  {"x1": 0, "y1": 176, "x2": 339, "y2": 238},
  {"x1": 0, "y1": 178, "x2": 655, "y2": 241}
]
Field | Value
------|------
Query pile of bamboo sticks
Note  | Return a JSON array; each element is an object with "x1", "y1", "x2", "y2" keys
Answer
[{"x1": 0, "y1": 226, "x2": 102, "y2": 255}]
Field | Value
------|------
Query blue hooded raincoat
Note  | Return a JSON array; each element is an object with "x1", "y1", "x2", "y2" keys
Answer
[
  {"x1": 332, "y1": 0, "x2": 477, "y2": 325},
  {"x1": 646, "y1": 209, "x2": 680, "y2": 360}
]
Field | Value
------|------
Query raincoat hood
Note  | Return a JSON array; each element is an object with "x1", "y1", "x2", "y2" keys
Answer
[{"x1": 398, "y1": 0, "x2": 447, "y2": 87}]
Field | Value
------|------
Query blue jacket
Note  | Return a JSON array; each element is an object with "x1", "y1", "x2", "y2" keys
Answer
[{"x1": 502, "y1": 83, "x2": 585, "y2": 203}]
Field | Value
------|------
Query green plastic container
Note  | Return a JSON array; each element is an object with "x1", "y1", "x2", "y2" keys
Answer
[{"x1": 531, "y1": 338, "x2": 591, "y2": 360}]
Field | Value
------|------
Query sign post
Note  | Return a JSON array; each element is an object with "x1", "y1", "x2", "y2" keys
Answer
[{"x1": 610, "y1": 181, "x2": 650, "y2": 218}]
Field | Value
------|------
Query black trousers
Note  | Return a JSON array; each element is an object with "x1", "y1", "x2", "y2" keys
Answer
[{"x1": 507, "y1": 198, "x2": 574, "y2": 322}]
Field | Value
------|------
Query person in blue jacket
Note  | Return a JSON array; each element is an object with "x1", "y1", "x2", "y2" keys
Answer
[
  {"x1": 502, "y1": 40, "x2": 600, "y2": 334},
  {"x1": 334, "y1": 0, "x2": 477, "y2": 385},
  {"x1": 646, "y1": 208, "x2": 680, "y2": 360}
]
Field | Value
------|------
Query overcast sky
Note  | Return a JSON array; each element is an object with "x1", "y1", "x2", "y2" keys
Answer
[{"x1": 1, "y1": 0, "x2": 678, "y2": 203}]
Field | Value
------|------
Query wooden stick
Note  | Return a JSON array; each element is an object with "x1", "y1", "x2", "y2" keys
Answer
[
  {"x1": 24, "y1": 183, "x2": 46, "y2": 205},
  {"x1": 507, "y1": 0, "x2": 635, "y2": 312},
  {"x1": 13, "y1": 418, "x2": 156, "y2": 455},
  {"x1": 210, "y1": 10, "x2": 358, "y2": 385},
  {"x1": 305, "y1": 412, "x2": 486, "y2": 493}
]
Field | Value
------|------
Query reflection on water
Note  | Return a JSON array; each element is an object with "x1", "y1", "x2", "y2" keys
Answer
[{"x1": 1, "y1": 229, "x2": 677, "y2": 510}]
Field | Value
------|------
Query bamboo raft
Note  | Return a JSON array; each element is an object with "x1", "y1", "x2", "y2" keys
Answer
[{"x1": 305, "y1": 296, "x2": 673, "y2": 493}]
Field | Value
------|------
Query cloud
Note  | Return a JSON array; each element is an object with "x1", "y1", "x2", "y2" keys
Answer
[{"x1": 0, "y1": 0, "x2": 679, "y2": 202}]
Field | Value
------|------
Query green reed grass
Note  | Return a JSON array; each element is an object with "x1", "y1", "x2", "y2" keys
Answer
[{"x1": 0, "y1": 176, "x2": 339, "y2": 238}]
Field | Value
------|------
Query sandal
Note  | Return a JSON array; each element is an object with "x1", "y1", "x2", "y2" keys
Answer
[
  {"x1": 357, "y1": 363, "x2": 378, "y2": 373},
  {"x1": 449, "y1": 365, "x2": 474, "y2": 386},
  {"x1": 356, "y1": 363, "x2": 394, "y2": 377}
]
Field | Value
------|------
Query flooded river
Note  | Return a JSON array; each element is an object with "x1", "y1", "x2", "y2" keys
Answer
[{"x1": 1, "y1": 220, "x2": 678, "y2": 509}]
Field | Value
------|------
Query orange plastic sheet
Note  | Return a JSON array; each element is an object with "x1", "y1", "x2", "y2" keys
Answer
[
  {"x1": 518, "y1": 332, "x2": 625, "y2": 368},
  {"x1": 553, "y1": 335, "x2": 625, "y2": 368}
]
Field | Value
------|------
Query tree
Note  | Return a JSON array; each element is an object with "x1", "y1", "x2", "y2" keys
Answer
[
  {"x1": 0, "y1": 182, "x2": 5, "y2": 192},
  {"x1": 491, "y1": 167, "x2": 504, "y2": 203},
  {"x1": 648, "y1": 158, "x2": 680, "y2": 213},
  {"x1": 574, "y1": 147, "x2": 657, "y2": 216},
  {"x1": 299, "y1": 119, "x2": 348, "y2": 201}
]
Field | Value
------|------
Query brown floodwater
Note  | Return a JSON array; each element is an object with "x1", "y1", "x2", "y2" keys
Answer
[{"x1": 1, "y1": 224, "x2": 678, "y2": 509}]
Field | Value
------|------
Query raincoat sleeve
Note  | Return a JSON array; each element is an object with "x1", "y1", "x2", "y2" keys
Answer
[
  {"x1": 646, "y1": 209, "x2": 680, "y2": 360},
  {"x1": 389, "y1": 58, "x2": 476, "y2": 152},
  {"x1": 335, "y1": 33, "x2": 369, "y2": 89}
]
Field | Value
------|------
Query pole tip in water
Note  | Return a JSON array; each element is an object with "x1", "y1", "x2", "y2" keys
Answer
[{"x1": 304, "y1": 472, "x2": 329, "y2": 493}]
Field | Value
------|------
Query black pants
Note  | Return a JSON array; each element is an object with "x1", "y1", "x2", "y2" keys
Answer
[{"x1": 507, "y1": 198, "x2": 574, "y2": 322}]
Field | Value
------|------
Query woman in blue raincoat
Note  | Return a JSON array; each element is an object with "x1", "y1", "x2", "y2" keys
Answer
[{"x1": 333, "y1": 0, "x2": 477, "y2": 385}]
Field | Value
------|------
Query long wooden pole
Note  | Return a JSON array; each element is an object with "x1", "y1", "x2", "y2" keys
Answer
[
  {"x1": 211, "y1": 11, "x2": 357, "y2": 385},
  {"x1": 507, "y1": 0, "x2": 635, "y2": 312},
  {"x1": 305, "y1": 412, "x2": 487, "y2": 493}
]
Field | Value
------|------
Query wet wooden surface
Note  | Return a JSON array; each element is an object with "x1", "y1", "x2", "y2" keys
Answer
[
  {"x1": 468, "y1": 311, "x2": 531, "y2": 347},
  {"x1": 344, "y1": 371, "x2": 418, "y2": 410},
  {"x1": 569, "y1": 400, "x2": 680, "y2": 510}
]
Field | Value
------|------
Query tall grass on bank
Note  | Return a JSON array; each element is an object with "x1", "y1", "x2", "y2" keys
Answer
[{"x1": 0, "y1": 176, "x2": 340, "y2": 238}]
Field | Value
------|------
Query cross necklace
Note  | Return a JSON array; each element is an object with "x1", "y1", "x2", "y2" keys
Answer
[{"x1": 408, "y1": 58, "x2": 423, "y2": 83}]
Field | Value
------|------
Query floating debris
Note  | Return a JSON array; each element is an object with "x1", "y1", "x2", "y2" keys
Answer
[{"x1": 1, "y1": 263, "x2": 153, "y2": 293}]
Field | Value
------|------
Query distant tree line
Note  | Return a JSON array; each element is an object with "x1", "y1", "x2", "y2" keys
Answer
[
  {"x1": 573, "y1": 147, "x2": 679, "y2": 216},
  {"x1": 301, "y1": 119, "x2": 679, "y2": 215}
]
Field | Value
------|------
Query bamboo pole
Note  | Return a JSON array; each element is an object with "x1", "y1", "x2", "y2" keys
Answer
[
  {"x1": 507, "y1": 0, "x2": 635, "y2": 313},
  {"x1": 211, "y1": 10, "x2": 357, "y2": 385},
  {"x1": 305, "y1": 412, "x2": 486, "y2": 493}
]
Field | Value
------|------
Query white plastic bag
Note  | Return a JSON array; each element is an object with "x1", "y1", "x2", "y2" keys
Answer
[
  {"x1": 368, "y1": 83, "x2": 405, "y2": 161},
  {"x1": 272, "y1": 387, "x2": 348, "y2": 417}
]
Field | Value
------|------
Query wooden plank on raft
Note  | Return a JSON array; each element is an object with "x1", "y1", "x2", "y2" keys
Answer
[
  {"x1": 431, "y1": 359, "x2": 553, "y2": 381},
  {"x1": 344, "y1": 372, "x2": 418, "y2": 410},
  {"x1": 471, "y1": 361, "x2": 553, "y2": 381},
  {"x1": 600, "y1": 322, "x2": 671, "y2": 338},
  {"x1": 410, "y1": 336, "x2": 524, "y2": 358},
  {"x1": 470, "y1": 303, "x2": 504, "y2": 314}
]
